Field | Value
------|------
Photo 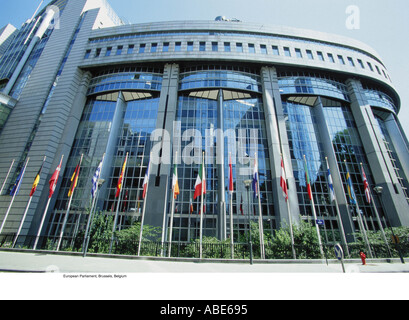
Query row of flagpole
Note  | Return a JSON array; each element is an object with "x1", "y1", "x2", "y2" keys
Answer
[{"x1": 0, "y1": 149, "x2": 392, "y2": 258}]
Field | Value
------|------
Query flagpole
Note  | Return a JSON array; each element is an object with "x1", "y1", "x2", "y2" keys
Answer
[
  {"x1": 110, "y1": 152, "x2": 128, "y2": 254},
  {"x1": 168, "y1": 152, "x2": 177, "y2": 257},
  {"x1": 57, "y1": 154, "x2": 83, "y2": 251},
  {"x1": 0, "y1": 158, "x2": 30, "y2": 235},
  {"x1": 13, "y1": 155, "x2": 47, "y2": 248},
  {"x1": 0, "y1": 159, "x2": 15, "y2": 195},
  {"x1": 325, "y1": 157, "x2": 350, "y2": 258},
  {"x1": 360, "y1": 163, "x2": 391, "y2": 256},
  {"x1": 34, "y1": 154, "x2": 64, "y2": 250},
  {"x1": 304, "y1": 155, "x2": 325, "y2": 259},
  {"x1": 199, "y1": 152, "x2": 205, "y2": 259},
  {"x1": 255, "y1": 153, "x2": 265, "y2": 260},
  {"x1": 344, "y1": 160, "x2": 372, "y2": 258},
  {"x1": 229, "y1": 153, "x2": 234, "y2": 259},
  {"x1": 281, "y1": 154, "x2": 296, "y2": 259},
  {"x1": 138, "y1": 153, "x2": 151, "y2": 257},
  {"x1": 83, "y1": 153, "x2": 105, "y2": 257}
]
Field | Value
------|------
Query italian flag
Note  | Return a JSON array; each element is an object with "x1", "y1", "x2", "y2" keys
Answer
[
  {"x1": 194, "y1": 162, "x2": 206, "y2": 200},
  {"x1": 173, "y1": 163, "x2": 180, "y2": 199},
  {"x1": 303, "y1": 156, "x2": 313, "y2": 201}
]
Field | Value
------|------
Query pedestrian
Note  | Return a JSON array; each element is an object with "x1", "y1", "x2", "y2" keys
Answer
[{"x1": 359, "y1": 250, "x2": 367, "y2": 265}]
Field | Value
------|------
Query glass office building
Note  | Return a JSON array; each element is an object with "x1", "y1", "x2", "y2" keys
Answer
[{"x1": 0, "y1": 0, "x2": 408, "y2": 247}]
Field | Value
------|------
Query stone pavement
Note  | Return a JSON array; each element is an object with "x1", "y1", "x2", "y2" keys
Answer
[
  {"x1": 1, "y1": 249, "x2": 409, "y2": 300},
  {"x1": 0, "y1": 249, "x2": 408, "y2": 273}
]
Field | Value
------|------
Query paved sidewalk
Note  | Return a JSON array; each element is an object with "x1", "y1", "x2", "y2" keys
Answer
[{"x1": 0, "y1": 249, "x2": 408, "y2": 273}]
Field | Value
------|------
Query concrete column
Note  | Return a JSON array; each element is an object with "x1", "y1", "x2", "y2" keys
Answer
[
  {"x1": 260, "y1": 66, "x2": 301, "y2": 229},
  {"x1": 383, "y1": 114, "x2": 409, "y2": 191},
  {"x1": 144, "y1": 64, "x2": 180, "y2": 230},
  {"x1": 217, "y1": 89, "x2": 226, "y2": 240},
  {"x1": 312, "y1": 97, "x2": 356, "y2": 241},
  {"x1": 96, "y1": 91, "x2": 126, "y2": 211},
  {"x1": 346, "y1": 79, "x2": 409, "y2": 227}
]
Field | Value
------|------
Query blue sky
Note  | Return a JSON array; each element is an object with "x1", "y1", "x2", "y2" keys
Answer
[{"x1": 1, "y1": 0, "x2": 409, "y2": 135}]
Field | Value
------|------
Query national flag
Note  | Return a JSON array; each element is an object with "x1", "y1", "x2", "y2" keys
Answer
[
  {"x1": 10, "y1": 161, "x2": 28, "y2": 197},
  {"x1": 345, "y1": 164, "x2": 357, "y2": 205},
  {"x1": 91, "y1": 160, "x2": 103, "y2": 198},
  {"x1": 68, "y1": 158, "x2": 82, "y2": 197},
  {"x1": 173, "y1": 163, "x2": 180, "y2": 199},
  {"x1": 303, "y1": 156, "x2": 313, "y2": 201},
  {"x1": 190, "y1": 198, "x2": 194, "y2": 214},
  {"x1": 194, "y1": 162, "x2": 206, "y2": 200},
  {"x1": 325, "y1": 160, "x2": 336, "y2": 203},
  {"x1": 122, "y1": 190, "x2": 128, "y2": 212},
  {"x1": 361, "y1": 164, "x2": 371, "y2": 204},
  {"x1": 49, "y1": 157, "x2": 63, "y2": 199},
  {"x1": 142, "y1": 161, "x2": 151, "y2": 199},
  {"x1": 229, "y1": 156, "x2": 234, "y2": 193},
  {"x1": 280, "y1": 157, "x2": 289, "y2": 202},
  {"x1": 252, "y1": 156, "x2": 258, "y2": 199},
  {"x1": 116, "y1": 154, "x2": 128, "y2": 198},
  {"x1": 30, "y1": 157, "x2": 46, "y2": 197}
]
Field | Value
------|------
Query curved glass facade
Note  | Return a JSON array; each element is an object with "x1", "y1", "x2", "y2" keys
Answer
[
  {"x1": 179, "y1": 67, "x2": 262, "y2": 93},
  {"x1": 88, "y1": 68, "x2": 163, "y2": 96},
  {"x1": 278, "y1": 74, "x2": 350, "y2": 102}
]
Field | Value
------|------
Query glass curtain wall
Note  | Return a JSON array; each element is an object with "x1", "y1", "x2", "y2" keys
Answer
[
  {"x1": 48, "y1": 95, "x2": 160, "y2": 238},
  {"x1": 172, "y1": 65, "x2": 274, "y2": 243},
  {"x1": 323, "y1": 101, "x2": 385, "y2": 231}
]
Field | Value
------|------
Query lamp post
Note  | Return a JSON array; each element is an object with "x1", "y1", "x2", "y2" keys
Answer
[
  {"x1": 244, "y1": 179, "x2": 254, "y2": 265},
  {"x1": 373, "y1": 186, "x2": 405, "y2": 264}
]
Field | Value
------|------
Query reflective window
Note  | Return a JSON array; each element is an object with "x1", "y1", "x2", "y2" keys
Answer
[
  {"x1": 248, "y1": 43, "x2": 255, "y2": 53},
  {"x1": 199, "y1": 42, "x2": 206, "y2": 52},
  {"x1": 212, "y1": 42, "x2": 218, "y2": 52},
  {"x1": 151, "y1": 43, "x2": 157, "y2": 53},
  {"x1": 306, "y1": 50, "x2": 314, "y2": 60},
  {"x1": 236, "y1": 43, "x2": 243, "y2": 53},
  {"x1": 175, "y1": 42, "x2": 181, "y2": 52},
  {"x1": 139, "y1": 44, "x2": 146, "y2": 53},
  {"x1": 179, "y1": 67, "x2": 262, "y2": 93},
  {"x1": 348, "y1": 57, "x2": 355, "y2": 67},
  {"x1": 127, "y1": 45, "x2": 134, "y2": 54},
  {"x1": 116, "y1": 45, "x2": 123, "y2": 55},
  {"x1": 295, "y1": 48, "x2": 302, "y2": 58},
  {"x1": 278, "y1": 72, "x2": 350, "y2": 102},
  {"x1": 88, "y1": 67, "x2": 163, "y2": 96},
  {"x1": 84, "y1": 50, "x2": 91, "y2": 59},
  {"x1": 328, "y1": 53, "x2": 335, "y2": 63},
  {"x1": 323, "y1": 103, "x2": 384, "y2": 229},
  {"x1": 317, "y1": 51, "x2": 325, "y2": 61},
  {"x1": 187, "y1": 42, "x2": 194, "y2": 52},
  {"x1": 338, "y1": 55, "x2": 345, "y2": 65},
  {"x1": 224, "y1": 42, "x2": 231, "y2": 52},
  {"x1": 260, "y1": 44, "x2": 267, "y2": 54},
  {"x1": 284, "y1": 47, "x2": 291, "y2": 57},
  {"x1": 272, "y1": 46, "x2": 280, "y2": 56},
  {"x1": 105, "y1": 47, "x2": 112, "y2": 57},
  {"x1": 163, "y1": 42, "x2": 169, "y2": 52}
]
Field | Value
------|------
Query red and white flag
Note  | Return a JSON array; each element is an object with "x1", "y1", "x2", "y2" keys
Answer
[
  {"x1": 49, "y1": 156, "x2": 63, "y2": 199},
  {"x1": 280, "y1": 157, "x2": 289, "y2": 202},
  {"x1": 361, "y1": 164, "x2": 371, "y2": 204},
  {"x1": 142, "y1": 160, "x2": 151, "y2": 199}
]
